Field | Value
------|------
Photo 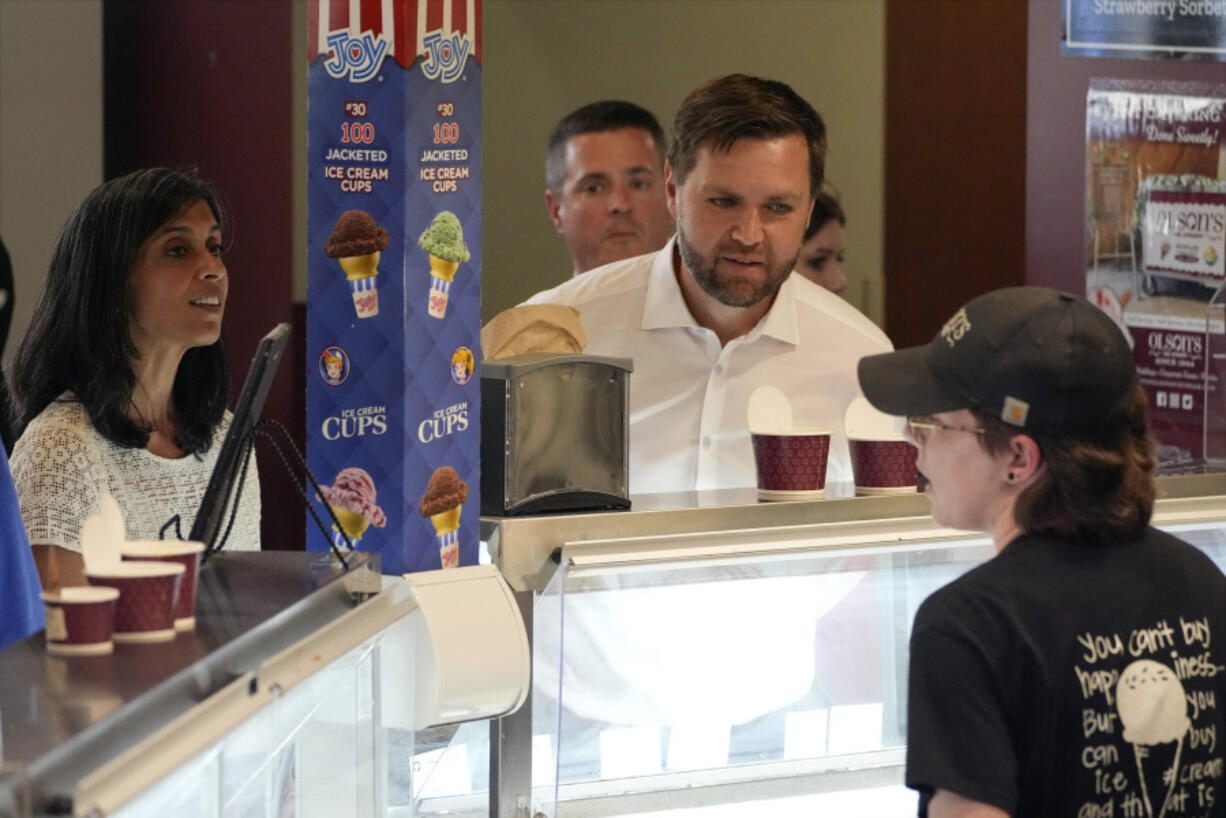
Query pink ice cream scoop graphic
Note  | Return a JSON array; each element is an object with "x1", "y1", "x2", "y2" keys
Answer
[{"x1": 319, "y1": 467, "x2": 387, "y2": 550}]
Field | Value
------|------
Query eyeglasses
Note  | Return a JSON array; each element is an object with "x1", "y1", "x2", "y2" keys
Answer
[{"x1": 906, "y1": 417, "x2": 986, "y2": 446}]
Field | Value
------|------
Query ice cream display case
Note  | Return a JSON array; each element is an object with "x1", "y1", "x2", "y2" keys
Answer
[
  {"x1": 0, "y1": 556, "x2": 531, "y2": 818},
  {"x1": 467, "y1": 474, "x2": 1226, "y2": 818}
]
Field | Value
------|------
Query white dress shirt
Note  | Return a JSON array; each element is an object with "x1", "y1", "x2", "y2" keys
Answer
[{"x1": 524, "y1": 237, "x2": 892, "y2": 495}]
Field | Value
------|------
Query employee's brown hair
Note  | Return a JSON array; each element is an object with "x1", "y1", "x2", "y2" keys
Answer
[
  {"x1": 972, "y1": 382, "x2": 1155, "y2": 544},
  {"x1": 667, "y1": 73, "x2": 826, "y2": 197}
]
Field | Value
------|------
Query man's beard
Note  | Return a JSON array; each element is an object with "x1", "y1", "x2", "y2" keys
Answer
[{"x1": 676, "y1": 223, "x2": 795, "y2": 308}]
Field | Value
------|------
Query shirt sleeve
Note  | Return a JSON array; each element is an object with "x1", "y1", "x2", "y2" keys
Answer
[
  {"x1": 10, "y1": 415, "x2": 105, "y2": 551},
  {"x1": 905, "y1": 610, "x2": 1019, "y2": 815},
  {"x1": 0, "y1": 449, "x2": 44, "y2": 648}
]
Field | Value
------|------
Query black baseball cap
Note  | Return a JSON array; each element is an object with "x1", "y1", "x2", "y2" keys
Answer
[{"x1": 857, "y1": 287, "x2": 1136, "y2": 435}]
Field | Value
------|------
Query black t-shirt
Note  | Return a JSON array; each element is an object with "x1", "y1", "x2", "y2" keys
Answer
[{"x1": 906, "y1": 527, "x2": 1226, "y2": 818}]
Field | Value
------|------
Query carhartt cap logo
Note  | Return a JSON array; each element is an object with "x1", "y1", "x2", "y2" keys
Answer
[
  {"x1": 1002, "y1": 396, "x2": 1030, "y2": 427},
  {"x1": 940, "y1": 308, "x2": 972, "y2": 348}
]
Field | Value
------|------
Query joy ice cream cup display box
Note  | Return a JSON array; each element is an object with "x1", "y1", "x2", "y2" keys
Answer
[
  {"x1": 419, "y1": 211, "x2": 470, "y2": 320},
  {"x1": 325, "y1": 210, "x2": 389, "y2": 320},
  {"x1": 307, "y1": 4, "x2": 483, "y2": 574},
  {"x1": 41, "y1": 586, "x2": 120, "y2": 656},
  {"x1": 120, "y1": 541, "x2": 205, "y2": 631},
  {"x1": 86, "y1": 561, "x2": 185, "y2": 644}
]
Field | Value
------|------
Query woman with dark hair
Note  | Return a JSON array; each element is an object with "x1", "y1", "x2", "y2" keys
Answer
[
  {"x1": 9, "y1": 168, "x2": 260, "y2": 585},
  {"x1": 857, "y1": 287, "x2": 1226, "y2": 818},
  {"x1": 796, "y1": 187, "x2": 847, "y2": 295}
]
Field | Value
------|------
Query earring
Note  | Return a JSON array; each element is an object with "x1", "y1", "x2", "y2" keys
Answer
[{"x1": 1007, "y1": 472, "x2": 1016, "y2": 482}]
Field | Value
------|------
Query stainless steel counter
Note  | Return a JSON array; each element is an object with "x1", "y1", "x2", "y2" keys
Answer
[
  {"x1": 0, "y1": 550, "x2": 381, "y2": 817},
  {"x1": 479, "y1": 472, "x2": 1226, "y2": 818},
  {"x1": 482, "y1": 473, "x2": 1226, "y2": 592}
]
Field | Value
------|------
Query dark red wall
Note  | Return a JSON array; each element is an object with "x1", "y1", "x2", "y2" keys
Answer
[
  {"x1": 1025, "y1": 2, "x2": 1226, "y2": 291},
  {"x1": 884, "y1": 0, "x2": 1029, "y2": 347},
  {"x1": 105, "y1": 0, "x2": 303, "y2": 550}
]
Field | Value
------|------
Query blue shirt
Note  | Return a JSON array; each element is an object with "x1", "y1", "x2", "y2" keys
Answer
[{"x1": 0, "y1": 449, "x2": 42, "y2": 649}]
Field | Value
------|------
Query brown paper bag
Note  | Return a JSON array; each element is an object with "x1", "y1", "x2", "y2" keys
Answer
[{"x1": 481, "y1": 305, "x2": 587, "y2": 359}]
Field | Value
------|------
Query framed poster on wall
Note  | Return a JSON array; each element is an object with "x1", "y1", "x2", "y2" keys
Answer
[
  {"x1": 1063, "y1": 0, "x2": 1226, "y2": 60},
  {"x1": 1085, "y1": 79, "x2": 1226, "y2": 473}
]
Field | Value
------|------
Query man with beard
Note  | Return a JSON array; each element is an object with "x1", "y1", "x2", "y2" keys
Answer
[
  {"x1": 524, "y1": 74, "x2": 890, "y2": 494},
  {"x1": 545, "y1": 100, "x2": 675, "y2": 275}
]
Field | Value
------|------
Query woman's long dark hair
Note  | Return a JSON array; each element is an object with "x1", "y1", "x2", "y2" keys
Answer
[{"x1": 9, "y1": 168, "x2": 229, "y2": 455}]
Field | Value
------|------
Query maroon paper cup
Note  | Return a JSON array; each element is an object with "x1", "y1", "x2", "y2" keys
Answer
[
  {"x1": 849, "y1": 438, "x2": 918, "y2": 494},
  {"x1": 121, "y1": 541, "x2": 204, "y2": 631},
  {"x1": 751, "y1": 429, "x2": 831, "y2": 500},
  {"x1": 41, "y1": 586, "x2": 119, "y2": 656},
  {"x1": 87, "y1": 561, "x2": 185, "y2": 643}
]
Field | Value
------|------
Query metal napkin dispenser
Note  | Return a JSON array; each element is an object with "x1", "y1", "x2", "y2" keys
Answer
[{"x1": 481, "y1": 354, "x2": 632, "y2": 516}]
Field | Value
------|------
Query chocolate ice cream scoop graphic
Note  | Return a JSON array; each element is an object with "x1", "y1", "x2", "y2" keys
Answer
[
  {"x1": 319, "y1": 467, "x2": 387, "y2": 551},
  {"x1": 419, "y1": 466, "x2": 468, "y2": 568},
  {"x1": 325, "y1": 210, "x2": 390, "y2": 319},
  {"x1": 418, "y1": 211, "x2": 470, "y2": 319}
]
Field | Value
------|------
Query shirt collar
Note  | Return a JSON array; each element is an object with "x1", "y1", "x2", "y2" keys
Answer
[
  {"x1": 641, "y1": 236, "x2": 694, "y2": 330},
  {"x1": 641, "y1": 236, "x2": 800, "y2": 346},
  {"x1": 757, "y1": 274, "x2": 800, "y2": 346}
]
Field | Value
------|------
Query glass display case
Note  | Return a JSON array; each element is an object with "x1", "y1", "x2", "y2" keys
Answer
[
  {"x1": 0, "y1": 556, "x2": 530, "y2": 818},
  {"x1": 478, "y1": 475, "x2": 1226, "y2": 818}
]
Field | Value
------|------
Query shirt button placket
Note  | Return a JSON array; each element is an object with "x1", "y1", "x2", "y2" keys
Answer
[{"x1": 697, "y1": 354, "x2": 729, "y2": 488}]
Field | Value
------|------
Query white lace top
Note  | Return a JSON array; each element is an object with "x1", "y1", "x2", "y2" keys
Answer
[{"x1": 10, "y1": 396, "x2": 261, "y2": 552}]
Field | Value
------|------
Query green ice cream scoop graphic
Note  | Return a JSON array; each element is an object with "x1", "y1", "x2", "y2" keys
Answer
[{"x1": 420, "y1": 211, "x2": 470, "y2": 319}]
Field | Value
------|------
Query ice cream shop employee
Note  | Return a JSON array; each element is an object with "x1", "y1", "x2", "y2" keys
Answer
[
  {"x1": 8, "y1": 168, "x2": 262, "y2": 588},
  {"x1": 858, "y1": 287, "x2": 1226, "y2": 818},
  {"x1": 525, "y1": 74, "x2": 891, "y2": 494}
]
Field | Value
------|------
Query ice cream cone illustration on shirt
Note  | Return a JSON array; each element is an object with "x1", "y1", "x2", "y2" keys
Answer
[
  {"x1": 418, "y1": 212, "x2": 470, "y2": 320},
  {"x1": 319, "y1": 467, "x2": 387, "y2": 551},
  {"x1": 325, "y1": 210, "x2": 390, "y2": 319},
  {"x1": 1116, "y1": 659, "x2": 1191, "y2": 818},
  {"x1": 419, "y1": 466, "x2": 468, "y2": 568}
]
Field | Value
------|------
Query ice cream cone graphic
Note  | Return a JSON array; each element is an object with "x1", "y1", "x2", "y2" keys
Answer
[
  {"x1": 325, "y1": 211, "x2": 390, "y2": 320},
  {"x1": 1116, "y1": 659, "x2": 1191, "y2": 818},
  {"x1": 339, "y1": 252, "x2": 381, "y2": 318},
  {"x1": 430, "y1": 506, "x2": 462, "y2": 568},
  {"x1": 418, "y1": 212, "x2": 470, "y2": 320},
  {"x1": 419, "y1": 467, "x2": 469, "y2": 569},
  {"x1": 330, "y1": 504, "x2": 371, "y2": 552},
  {"x1": 318, "y1": 467, "x2": 387, "y2": 551}
]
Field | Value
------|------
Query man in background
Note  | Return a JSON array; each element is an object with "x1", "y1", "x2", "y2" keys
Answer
[{"x1": 544, "y1": 100, "x2": 674, "y2": 275}]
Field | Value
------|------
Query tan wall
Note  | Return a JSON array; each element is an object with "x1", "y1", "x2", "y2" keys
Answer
[
  {"x1": 3, "y1": 1, "x2": 885, "y2": 340},
  {"x1": 0, "y1": 0, "x2": 103, "y2": 362},
  {"x1": 481, "y1": 0, "x2": 887, "y2": 327}
]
